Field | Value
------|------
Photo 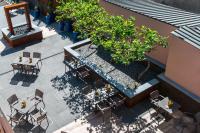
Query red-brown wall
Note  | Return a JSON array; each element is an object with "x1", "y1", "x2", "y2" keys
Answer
[
  {"x1": 99, "y1": 0, "x2": 176, "y2": 66},
  {"x1": 165, "y1": 35, "x2": 200, "y2": 97}
]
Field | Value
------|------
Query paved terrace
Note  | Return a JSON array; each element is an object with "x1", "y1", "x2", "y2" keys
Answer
[
  {"x1": 0, "y1": 3, "x2": 83, "y2": 132},
  {"x1": 0, "y1": 3, "x2": 163, "y2": 133},
  {"x1": 0, "y1": 2, "x2": 196, "y2": 133}
]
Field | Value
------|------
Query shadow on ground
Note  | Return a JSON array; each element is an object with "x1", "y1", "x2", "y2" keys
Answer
[{"x1": 10, "y1": 72, "x2": 38, "y2": 87}]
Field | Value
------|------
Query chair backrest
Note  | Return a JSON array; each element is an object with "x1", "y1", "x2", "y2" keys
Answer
[
  {"x1": 150, "y1": 90, "x2": 160, "y2": 100},
  {"x1": 24, "y1": 65, "x2": 33, "y2": 71},
  {"x1": 7, "y1": 94, "x2": 18, "y2": 105},
  {"x1": 37, "y1": 108, "x2": 47, "y2": 122},
  {"x1": 11, "y1": 63, "x2": 21, "y2": 70},
  {"x1": 35, "y1": 89, "x2": 43, "y2": 99},
  {"x1": 94, "y1": 79, "x2": 105, "y2": 88},
  {"x1": 82, "y1": 85, "x2": 92, "y2": 94},
  {"x1": 195, "y1": 112, "x2": 200, "y2": 123},
  {"x1": 23, "y1": 52, "x2": 30, "y2": 58},
  {"x1": 33, "y1": 52, "x2": 41, "y2": 59}
]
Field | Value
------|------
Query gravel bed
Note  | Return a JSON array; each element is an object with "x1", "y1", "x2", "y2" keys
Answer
[{"x1": 75, "y1": 44, "x2": 159, "y2": 88}]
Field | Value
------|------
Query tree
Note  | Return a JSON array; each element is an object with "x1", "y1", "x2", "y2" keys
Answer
[{"x1": 55, "y1": 1, "x2": 168, "y2": 80}]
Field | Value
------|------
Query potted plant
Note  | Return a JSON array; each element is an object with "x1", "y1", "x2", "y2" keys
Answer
[
  {"x1": 33, "y1": 1, "x2": 40, "y2": 19},
  {"x1": 71, "y1": 31, "x2": 79, "y2": 42},
  {"x1": 55, "y1": 2, "x2": 65, "y2": 31},
  {"x1": 45, "y1": 1, "x2": 54, "y2": 25}
]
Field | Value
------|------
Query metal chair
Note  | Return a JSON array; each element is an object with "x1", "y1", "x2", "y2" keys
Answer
[
  {"x1": 11, "y1": 63, "x2": 22, "y2": 74},
  {"x1": 33, "y1": 52, "x2": 42, "y2": 66},
  {"x1": 7, "y1": 94, "x2": 19, "y2": 113},
  {"x1": 29, "y1": 108, "x2": 48, "y2": 126},
  {"x1": 108, "y1": 93, "x2": 126, "y2": 109},
  {"x1": 8, "y1": 110, "x2": 24, "y2": 127},
  {"x1": 32, "y1": 89, "x2": 44, "y2": 107},
  {"x1": 23, "y1": 65, "x2": 38, "y2": 75},
  {"x1": 23, "y1": 52, "x2": 30, "y2": 58},
  {"x1": 96, "y1": 100, "x2": 112, "y2": 123},
  {"x1": 94, "y1": 79, "x2": 105, "y2": 89},
  {"x1": 82, "y1": 85, "x2": 93, "y2": 109},
  {"x1": 150, "y1": 90, "x2": 164, "y2": 105},
  {"x1": 76, "y1": 66, "x2": 91, "y2": 83}
]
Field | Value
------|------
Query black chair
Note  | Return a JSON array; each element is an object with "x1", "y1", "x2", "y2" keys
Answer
[
  {"x1": 76, "y1": 66, "x2": 91, "y2": 83},
  {"x1": 149, "y1": 90, "x2": 164, "y2": 105},
  {"x1": 31, "y1": 89, "x2": 45, "y2": 107},
  {"x1": 23, "y1": 65, "x2": 38, "y2": 75},
  {"x1": 7, "y1": 94, "x2": 19, "y2": 113},
  {"x1": 96, "y1": 100, "x2": 112, "y2": 123},
  {"x1": 29, "y1": 107, "x2": 48, "y2": 126},
  {"x1": 108, "y1": 93, "x2": 126, "y2": 110},
  {"x1": 11, "y1": 63, "x2": 22, "y2": 74},
  {"x1": 33, "y1": 52, "x2": 42, "y2": 66},
  {"x1": 23, "y1": 52, "x2": 30, "y2": 58}
]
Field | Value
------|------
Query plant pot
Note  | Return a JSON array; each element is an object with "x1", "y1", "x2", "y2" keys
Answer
[
  {"x1": 33, "y1": 10, "x2": 40, "y2": 19},
  {"x1": 45, "y1": 15, "x2": 52, "y2": 25},
  {"x1": 72, "y1": 32, "x2": 79, "y2": 42},
  {"x1": 50, "y1": 13, "x2": 56, "y2": 23},
  {"x1": 58, "y1": 21, "x2": 65, "y2": 31},
  {"x1": 64, "y1": 21, "x2": 72, "y2": 33}
]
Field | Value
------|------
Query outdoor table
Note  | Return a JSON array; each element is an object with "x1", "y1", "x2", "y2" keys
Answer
[
  {"x1": 86, "y1": 86, "x2": 118, "y2": 105},
  {"x1": 157, "y1": 97, "x2": 181, "y2": 114},
  {"x1": 12, "y1": 97, "x2": 36, "y2": 120},
  {"x1": 13, "y1": 57, "x2": 39, "y2": 67}
]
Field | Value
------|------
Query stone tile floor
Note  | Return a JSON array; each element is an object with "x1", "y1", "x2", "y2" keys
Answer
[
  {"x1": 0, "y1": 2, "x2": 192, "y2": 133},
  {"x1": 53, "y1": 100, "x2": 166, "y2": 133},
  {"x1": 0, "y1": 4, "x2": 82, "y2": 132}
]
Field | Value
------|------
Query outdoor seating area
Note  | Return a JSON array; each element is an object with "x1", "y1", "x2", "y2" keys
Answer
[
  {"x1": 6, "y1": 89, "x2": 49, "y2": 132},
  {"x1": 1, "y1": 0, "x2": 200, "y2": 133},
  {"x1": 11, "y1": 51, "x2": 42, "y2": 75}
]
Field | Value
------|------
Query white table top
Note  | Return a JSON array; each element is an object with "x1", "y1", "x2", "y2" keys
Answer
[
  {"x1": 13, "y1": 57, "x2": 39, "y2": 66},
  {"x1": 157, "y1": 97, "x2": 181, "y2": 114}
]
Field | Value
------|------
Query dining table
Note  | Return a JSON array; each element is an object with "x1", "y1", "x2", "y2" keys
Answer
[
  {"x1": 12, "y1": 97, "x2": 36, "y2": 120},
  {"x1": 86, "y1": 85, "x2": 118, "y2": 106},
  {"x1": 13, "y1": 57, "x2": 39, "y2": 67},
  {"x1": 157, "y1": 97, "x2": 181, "y2": 114}
]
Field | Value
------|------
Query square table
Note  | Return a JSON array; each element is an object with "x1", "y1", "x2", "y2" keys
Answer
[
  {"x1": 13, "y1": 97, "x2": 36, "y2": 119},
  {"x1": 86, "y1": 86, "x2": 117, "y2": 105},
  {"x1": 14, "y1": 57, "x2": 39, "y2": 67},
  {"x1": 157, "y1": 97, "x2": 181, "y2": 114}
]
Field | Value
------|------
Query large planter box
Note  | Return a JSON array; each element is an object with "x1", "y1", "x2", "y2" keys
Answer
[{"x1": 1, "y1": 24, "x2": 43, "y2": 47}]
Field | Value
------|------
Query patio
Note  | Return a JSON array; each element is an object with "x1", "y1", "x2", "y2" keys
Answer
[
  {"x1": 0, "y1": 2, "x2": 199, "y2": 133},
  {"x1": 0, "y1": 3, "x2": 83, "y2": 132}
]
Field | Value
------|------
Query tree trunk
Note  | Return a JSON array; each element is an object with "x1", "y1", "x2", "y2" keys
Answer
[{"x1": 138, "y1": 61, "x2": 150, "y2": 80}]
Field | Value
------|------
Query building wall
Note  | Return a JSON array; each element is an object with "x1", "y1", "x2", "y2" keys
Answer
[
  {"x1": 99, "y1": 0, "x2": 176, "y2": 66},
  {"x1": 165, "y1": 35, "x2": 200, "y2": 97}
]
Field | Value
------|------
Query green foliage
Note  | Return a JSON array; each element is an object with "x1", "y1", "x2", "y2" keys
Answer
[{"x1": 55, "y1": 0, "x2": 168, "y2": 64}]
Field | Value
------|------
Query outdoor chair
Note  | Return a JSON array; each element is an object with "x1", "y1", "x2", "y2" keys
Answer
[
  {"x1": 23, "y1": 52, "x2": 30, "y2": 58},
  {"x1": 195, "y1": 112, "x2": 200, "y2": 132},
  {"x1": 96, "y1": 100, "x2": 112, "y2": 123},
  {"x1": 82, "y1": 85, "x2": 93, "y2": 108},
  {"x1": 31, "y1": 89, "x2": 44, "y2": 107},
  {"x1": 29, "y1": 107, "x2": 48, "y2": 126},
  {"x1": 149, "y1": 90, "x2": 164, "y2": 105},
  {"x1": 8, "y1": 110, "x2": 24, "y2": 127},
  {"x1": 33, "y1": 52, "x2": 42, "y2": 66},
  {"x1": 94, "y1": 79, "x2": 105, "y2": 89},
  {"x1": 76, "y1": 66, "x2": 91, "y2": 83},
  {"x1": 11, "y1": 63, "x2": 22, "y2": 74},
  {"x1": 7, "y1": 94, "x2": 19, "y2": 113},
  {"x1": 23, "y1": 65, "x2": 38, "y2": 75},
  {"x1": 108, "y1": 93, "x2": 126, "y2": 109}
]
